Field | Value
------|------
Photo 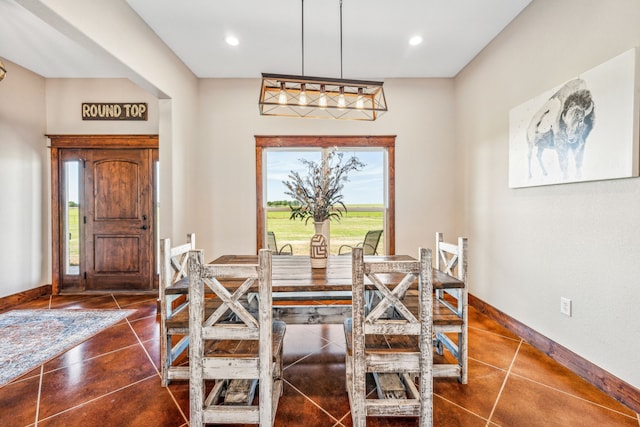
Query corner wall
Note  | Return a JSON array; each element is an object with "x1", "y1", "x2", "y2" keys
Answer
[
  {"x1": 455, "y1": 0, "x2": 640, "y2": 388},
  {"x1": 0, "y1": 61, "x2": 48, "y2": 298}
]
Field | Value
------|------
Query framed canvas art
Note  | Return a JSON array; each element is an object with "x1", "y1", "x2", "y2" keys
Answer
[{"x1": 509, "y1": 48, "x2": 640, "y2": 188}]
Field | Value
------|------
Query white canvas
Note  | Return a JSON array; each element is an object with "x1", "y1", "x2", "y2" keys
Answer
[{"x1": 509, "y1": 48, "x2": 640, "y2": 188}]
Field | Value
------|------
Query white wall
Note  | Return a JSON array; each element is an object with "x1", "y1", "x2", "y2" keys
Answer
[
  {"x1": 45, "y1": 78, "x2": 158, "y2": 134},
  {"x1": 0, "y1": 61, "x2": 48, "y2": 298},
  {"x1": 196, "y1": 78, "x2": 460, "y2": 260},
  {"x1": 456, "y1": 0, "x2": 640, "y2": 388}
]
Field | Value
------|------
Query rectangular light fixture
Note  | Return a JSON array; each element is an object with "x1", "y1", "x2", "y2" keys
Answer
[{"x1": 259, "y1": 73, "x2": 387, "y2": 121}]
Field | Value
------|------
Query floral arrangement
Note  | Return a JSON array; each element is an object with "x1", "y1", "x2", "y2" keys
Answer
[{"x1": 283, "y1": 151, "x2": 365, "y2": 224}]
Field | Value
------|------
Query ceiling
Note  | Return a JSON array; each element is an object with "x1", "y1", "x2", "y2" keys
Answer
[{"x1": 0, "y1": 0, "x2": 532, "y2": 81}]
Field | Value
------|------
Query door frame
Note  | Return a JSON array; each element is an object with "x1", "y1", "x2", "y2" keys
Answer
[{"x1": 49, "y1": 135, "x2": 159, "y2": 294}]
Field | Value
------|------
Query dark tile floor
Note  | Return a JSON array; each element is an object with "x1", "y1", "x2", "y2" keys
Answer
[{"x1": 1, "y1": 294, "x2": 638, "y2": 426}]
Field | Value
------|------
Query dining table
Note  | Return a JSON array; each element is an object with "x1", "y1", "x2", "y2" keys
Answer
[{"x1": 204, "y1": 254, "x2": 465, "y2": 325}]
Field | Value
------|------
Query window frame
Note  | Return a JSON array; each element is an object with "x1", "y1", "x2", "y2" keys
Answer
[{"x1": 255, "y1": 135, "x2": 396, "y2": 254}]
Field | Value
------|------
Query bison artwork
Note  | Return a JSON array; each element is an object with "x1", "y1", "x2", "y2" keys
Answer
[{"x1": 526, "y1": 78, "x2": 595, "y2": 180}]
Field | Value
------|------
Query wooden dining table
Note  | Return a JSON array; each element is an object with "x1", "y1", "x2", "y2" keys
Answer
[{"x1": 206, "y1": 254, "x2": 464, "y2": 324}]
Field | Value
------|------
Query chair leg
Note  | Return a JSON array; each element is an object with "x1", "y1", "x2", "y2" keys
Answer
[
  {"x1": 160, "y1": 335, "x2": 170, "y2": 387},
  {"x1": 275, "y1": 345, "x2": 284, "y2": 396},
  {"x1": 351, "y1": 372, "x2": 367, "y2": 427},
  {"x1": 419, "y1": 371, "x2": 433, "y2": 427},
  {"x1": 459, "y1": 330, "x2": 468, "y2": 384}
]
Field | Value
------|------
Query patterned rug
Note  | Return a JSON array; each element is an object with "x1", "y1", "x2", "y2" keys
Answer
[{"x1": 0, "y1": 309, "x2": 133, "y2": 387}]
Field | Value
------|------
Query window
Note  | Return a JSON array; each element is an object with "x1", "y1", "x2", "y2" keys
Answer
[
  {"x1": 63, "y1": 160, "x2": 81, "y2": 275},
  {"x1": 255, "y1": 136, "x2": 396, "y2": 254}
]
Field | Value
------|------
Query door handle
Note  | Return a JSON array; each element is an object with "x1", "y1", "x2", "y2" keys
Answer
[{"x1": 141, "y1": 225, "x2": 148, "y2": 230}]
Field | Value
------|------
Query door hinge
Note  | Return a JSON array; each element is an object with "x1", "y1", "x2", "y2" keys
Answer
[
  {"x1": 84, "y1": 272, "x2": 87, "y2": 280},
  {"x1": 82, "y1": 158, "x2": 86, "y2": 168},
  {"x1": 83, "y1": 216, "x2": 86, "y2": 224}
]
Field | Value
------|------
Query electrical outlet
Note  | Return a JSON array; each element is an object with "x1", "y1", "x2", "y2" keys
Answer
[{"x1": 560, "y1": 297, "x2": 572, "y2": 317}]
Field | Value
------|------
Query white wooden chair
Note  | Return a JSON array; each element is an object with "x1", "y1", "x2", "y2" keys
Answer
[
  {"x1": 344, "y1": 247, "x2": 433, "y2": 427},
  {"x1": 159, "y1": 233, "x2": 196, "y2": 387},
  {"x1": 188, "y1": 249, "x2": 286, "y2": 427},
  {"x1": 433, "y1": 232, "x2": 468, "y2": 384}
]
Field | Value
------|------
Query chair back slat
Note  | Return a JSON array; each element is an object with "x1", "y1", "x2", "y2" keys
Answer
[{"x1": 435, "y1": 232, "x2": 467, "y2": 282}]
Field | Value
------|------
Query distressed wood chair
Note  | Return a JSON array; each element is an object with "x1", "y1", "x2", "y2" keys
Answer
[
  {"x1": 159, "y1": 233, "x2": 196, "y2": 387},
  {"x1": 344, "y1": 247, "x2": 433, "y2": 427},
  {"x1": 338, "y1": 229, "x2": 383, "y2": 255},
  {"x1": 188, "y1": 249, "x2": 286, "y2": 427},
  {"x1": 267, "y1": 231, "x2": 293, "y2": 255},
  {"x1": 433, "y1": 232, "x2": 468, "y2": 384}
]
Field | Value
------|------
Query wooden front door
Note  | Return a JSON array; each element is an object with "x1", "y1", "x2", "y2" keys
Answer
[
  {"x1": 84, "y1": 149, "x2": 153, "y2": 290},
  {"x1": 50, "y1": 135, "x2": 158, "y2": 293}
]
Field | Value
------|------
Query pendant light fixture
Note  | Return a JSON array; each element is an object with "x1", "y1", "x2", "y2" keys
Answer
[{"x1": 259, "y1": 0, "x2": 387, "y2": 121}]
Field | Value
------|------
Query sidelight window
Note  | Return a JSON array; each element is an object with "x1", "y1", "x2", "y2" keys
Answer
[{"x1": 63, "y1": 160, "x2": 81, "y2": 275}]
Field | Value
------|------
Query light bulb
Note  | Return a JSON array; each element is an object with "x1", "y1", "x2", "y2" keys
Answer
[
  {"x1": 278, "y1": 82, "x2": 287, "y2": 104},
  {"x1": 338, "y1": 87, "x2": 346, "y2": 108},
  {"x1": 225, "y1": 35, "x2": 239, "y2": 46},
  {"x1": 356, "y1": 88, "x2": 364, "y2": 109},
  {"x1": 299, "y1": 83, "x2": 308, "y2": 106},
  {"x1": 319, "y1": 85, "x2": 327, "y2": 108},
  {"x1": 409, "y1": 35, "x2": 423, "y2": 46}
]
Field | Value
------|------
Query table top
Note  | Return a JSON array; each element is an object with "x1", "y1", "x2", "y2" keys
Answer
[{"x1": 209, "y1": 254, "x2": 464, "y2": 292}]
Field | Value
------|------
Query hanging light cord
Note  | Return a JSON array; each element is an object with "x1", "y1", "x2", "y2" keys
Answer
[
  {"x1": 301, "y1": 0, "x2": 343, "y2": 78},
  {"x1": 340, "y1": 0, "x2": 343, "y2": 79}
]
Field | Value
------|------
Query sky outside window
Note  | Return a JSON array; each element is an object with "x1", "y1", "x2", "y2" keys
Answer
[{"x1": 266, "y1": 150, "x2": 383, "y2": 205}]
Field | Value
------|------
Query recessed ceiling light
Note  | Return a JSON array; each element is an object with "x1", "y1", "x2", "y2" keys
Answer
[
  {"x1": 409, "y1": 36, "x2": 423, "y2": 46},
  {"x1": 225, "y1": 36, "x2": 239, "y2": 46}
]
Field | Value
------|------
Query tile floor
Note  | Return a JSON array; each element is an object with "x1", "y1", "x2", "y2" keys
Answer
[{"x1": 0, "y1": 293, "x2": 638, "y2": 427}]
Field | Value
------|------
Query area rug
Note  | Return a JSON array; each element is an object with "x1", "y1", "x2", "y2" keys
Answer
[{"x1": 0, "y1": 309, "x2": 133, "y2": 387}]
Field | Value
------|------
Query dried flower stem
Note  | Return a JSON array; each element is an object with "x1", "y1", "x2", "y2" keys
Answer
[{"x1": 283, "y1": 151, "x2": 365, "y2": 224}]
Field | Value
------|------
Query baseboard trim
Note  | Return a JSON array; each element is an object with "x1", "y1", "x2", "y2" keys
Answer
[
  {"x1": 469, "y1": 294, "x2": 640, "y2": 414},
  {"x1": 0, "y1": 285, "x2": 51, "y2": 312}
]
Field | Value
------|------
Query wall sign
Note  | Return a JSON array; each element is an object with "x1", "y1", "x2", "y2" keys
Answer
[{"x1": 82, "y1": 103, "x2": 148, "y2": 121}]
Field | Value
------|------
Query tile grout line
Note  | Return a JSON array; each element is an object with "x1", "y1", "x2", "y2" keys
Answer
[
  {"x1": 507, "y1": 370, "x2": 639, "y2": 420},
  {"x1": 35, "y1": 374, "x2": 158, "y2": 424},
  {"x1": 485, "y1": 339, "x2": 523, "y2": 426},
  {"x1": 283, "y1": 377, "x2": 342, "y2": 424},
  {"x1": 283, "y1": 341, "x2": 336, "y2": 370},
  {"x1": 35, "y1": 296, "x2": 186, "y2": 426},
  {"x1": 33, "y1": 365, "x2": 44, "y2": 427},
  {"x1": 32, "y1": 296, "x2": 154, "y2": 425},
  {"x1": 113, "y1": 294, "x2": 189, "y2": 424},
  {"x1": 469, "y1": 325, "x2": 522, "y2": 343},
  {"x1": 33, "y1": 294, "x2": 53, "y2": 425},
  {"x1": 332, "y1": 410, "x2": 350, "y2": 427},
  {"x1": 435, "y1": 392, "x2": 491, "y2": 424},
  {"x1": 113, "y1": 294, "x2": 161, "y2": 379},
  {"x1": 34, "y1": 343, "x2": 142, "y2": 379}
]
